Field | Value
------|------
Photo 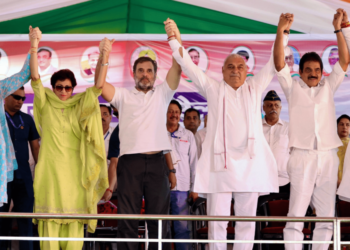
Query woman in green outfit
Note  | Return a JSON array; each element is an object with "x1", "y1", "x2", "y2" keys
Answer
[{"x1": 30, "y1": 30, "x2": 112, "y2": 250}]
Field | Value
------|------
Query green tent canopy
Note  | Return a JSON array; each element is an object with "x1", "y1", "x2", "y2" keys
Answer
[{"x1": 0, "y1": 0, "x2": 301, "y2": 34}]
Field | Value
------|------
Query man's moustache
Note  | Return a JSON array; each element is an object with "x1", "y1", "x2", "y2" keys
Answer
[
  {"x1": 269, "y1": 110, "x2": 277, "y2": 114},
  {"x1": 308, "y1": 76, "x2": 318, "y2": 79}
]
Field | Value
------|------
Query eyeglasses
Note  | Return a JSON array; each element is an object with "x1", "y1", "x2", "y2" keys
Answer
[
  {"x1": 101, "y1": 112, "x2": 110, "y2": 117},
  {"x1": 55, "y1": 85, "x2": 73, "y2": 92},
  {"x1": 11, "y1": 94, "x2": 26, "y2": 101}
]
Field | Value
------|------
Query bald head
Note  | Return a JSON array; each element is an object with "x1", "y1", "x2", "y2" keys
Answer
[{"x1": 222, "y1": 53, "x2": 247, "y2": 90}]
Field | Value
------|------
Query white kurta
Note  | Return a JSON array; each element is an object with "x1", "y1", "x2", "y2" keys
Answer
[
  {"x1": 194, "y1": 127, "x2": 207, "y2": 158},
  {"x1": 262, "y1": 118, "x2": 290, "y2": 186},
  {"x1": 172, "y1": 42, "x2": 284, "y2": 194}
]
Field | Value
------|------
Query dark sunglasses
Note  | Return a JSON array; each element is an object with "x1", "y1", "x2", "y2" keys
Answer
[
  {"x1": 55, "y1": 85, "x2": 73, "y2": 92},
  {"x1": 11, "y1": 94, "x2": 26, "y2": 101}
]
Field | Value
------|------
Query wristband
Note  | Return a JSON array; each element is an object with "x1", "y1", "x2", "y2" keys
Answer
[
  {"x1": 168, "y1": 39, "x2": 181, "y2": 53},
  {"x1": 283, "y1": 30, "x2": 290, "y2": 34},
  {"x1": 167, "y1": 35, "x2": 176, "y2": 40},
  {"x1": 106, "y1": 188, "x2": 113, "y2": 193},
  {"x1": 101, "y1": 62, "x2": 109, "y2": 66},
  {"x1": 334, "y1": 29, "x2": 342, "y2": 33}
]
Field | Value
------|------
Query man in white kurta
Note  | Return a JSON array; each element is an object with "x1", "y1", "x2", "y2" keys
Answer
[
  {"x1": 262, "y1": 90, "x2": 290, "y2": 193},
  {"x1": 168, "y1": 16, "x2": 291, "y2": 250},
  {"x1": 274, "y1": 10, "x2": 350, "y2": 250}
]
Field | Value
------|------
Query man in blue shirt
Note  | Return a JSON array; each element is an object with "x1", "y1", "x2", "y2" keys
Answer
[{"x1": 0, "y1": 86, "x2": 40, "y2": 250}]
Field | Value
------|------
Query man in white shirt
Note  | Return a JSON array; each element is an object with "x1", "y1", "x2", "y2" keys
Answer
[
  {"x1": 262, "y1": 90, "x2": 290, "y2": 194},
  {"x1": 168, "y1": 16, "x2": 291, "y2": 250},
  {"x1": 95, "y1": 21, "x2": 181, "y2": 249},
  {"x1": 166, "y1": 100, "x2": 198, "y2": 250},
  {"x1": 195, "y1": 114, "x2": 207, "y2": 158},
  {"x1": 274, "y1": 10, "x2": 350, "y2": 250},
  {"x1": 183, "y1": 108, "x2": 201, "y2": 135},
  {"x1": 100, "y1": 104, "x2": 115, "y2": 167}
]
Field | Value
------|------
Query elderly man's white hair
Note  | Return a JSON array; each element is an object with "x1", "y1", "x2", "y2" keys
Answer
[{"x1": 223, "y1": 53, "x2": 247, "y2": 68}]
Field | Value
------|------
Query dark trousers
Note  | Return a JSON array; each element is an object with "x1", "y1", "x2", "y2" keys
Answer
[
  {"x1": 117, "y1": 152, "x2": 171, "y2": 250},
  {"x1": 279, "y1": 183, "x2": 291, "y2": 197},
  {"x1": 0, "y1": 178, "x2": 34, "y2": 250}
]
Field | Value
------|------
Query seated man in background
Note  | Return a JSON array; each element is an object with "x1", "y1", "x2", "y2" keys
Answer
[
  {"x1": 262, "y1": 90, "x2": 290, "y2": 195},
  {"x1": 183, "y1": 108, "x2": 201, "y2": 135},
  {"x1": 337, "y1": 114, "x2": 350, "y2": 187}
]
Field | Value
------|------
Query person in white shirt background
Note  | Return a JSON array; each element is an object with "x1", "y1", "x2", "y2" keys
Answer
[
  {"x1": 167, "y1": 14, "x2": 291, "y2": 250},
  {"x1": 274, "y1": 9, "x2": 350, "y2": 250},
  {"x1": 166, "y1": 99, "x2": 198, "y2": 250},
  {"x1": 195, "y1": 114, "x2": 207, "y2": 158},
  {"x1": 262, "y1": 90, "x2": 290, "y2": 195},
  {"x1": 37, "y1": 48, "x2": 57, "y2": 75},
  {"x1": 183, "y1": 108, "x2": 201, "y2": 135},
  {"x1": 95, "y1": 19, "x2": 181, "y2": 248},
  {"x1": 100, "y1": 104, "x2": 115, "y2": 167}
]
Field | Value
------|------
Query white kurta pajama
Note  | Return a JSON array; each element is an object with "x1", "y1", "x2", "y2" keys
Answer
[
  {"x1": 276, "y1": 27, "x2": 350, "y2": 250},
  {"x1": 170, "y1": 37, "x2": 287, "y2": 250}
]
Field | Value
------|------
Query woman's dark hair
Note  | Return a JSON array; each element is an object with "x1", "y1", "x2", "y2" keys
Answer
[
  {"x1": 133, "y1": 57, "x2": 157, "y2": 74},
  {"x1": 51, "y1": 69, "x2": 77, "y2": 88},
  {"x1": 337, "y1": 114, "x2": 350, "y2": 125},
  {"x1": 299, "y1": 52, "x2": 323, "y2": 74},
  {"x1": 170, "y1": 100, "x2": 182, "y2": 113}
]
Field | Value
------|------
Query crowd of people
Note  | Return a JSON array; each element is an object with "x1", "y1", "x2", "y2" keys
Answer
[{"x1": 0, "y1": 8, "x2": 350, "y2": 250}]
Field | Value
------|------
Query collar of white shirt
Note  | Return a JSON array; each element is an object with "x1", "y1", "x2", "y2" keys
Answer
[
  {"x1": 262, "y1": 117, "x2": 284, "y2": 127},
  {"x1": 299, "y1": 78, "x2": 323, "y2": 88},
  {"x1": 131, "y1": 87, "x2": 155, "y2": 94}
]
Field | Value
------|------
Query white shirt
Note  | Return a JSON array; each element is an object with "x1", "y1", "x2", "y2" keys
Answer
[
  {"x1": 104, "y1": 126, "x2": 114, "y2": 167},
  {"x1": 168, "y1": 126, "x2": 198, "y2": 192},
  {"x1": 276, "y1": 62, "x2": 347, "y2": 151},
  {"x1": 38, "y1": 64, "x2": 57, "y2": 75},
  {"x1": 262, "y1": 118, "x2": 290, "y2": 186},
  {"x1": 110, "y1": 81, "x2": 176, "y2": 157},
  {"x1": 171, "y1": 38, "x2": 283, "y2": 193},
  {"x1": 195, "y1": 127, "x2": 207, "y2": 158}
]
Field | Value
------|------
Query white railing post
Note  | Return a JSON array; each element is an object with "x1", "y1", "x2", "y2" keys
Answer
[
  {"x1": 335, "y1": 218, "x2": 341, "y2": 250},
  {"x1": 158, "y1": 219, "x2": 162, "y2": 250}
]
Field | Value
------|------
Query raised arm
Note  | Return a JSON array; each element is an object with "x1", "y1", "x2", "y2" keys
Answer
[
  {"x1": 274, "y1": 14, "x2": 293, "y2": 72},
  {"x1": 164, "y1": 19, "x2": 182, "y2": 90},
  {"x1": 167, "y1": 20, "x2": 217, "y2": 98},
  {"x1": 334, "y1": 9, "x2": 350, "y2": 71},
  {"x1": 0, "y1": 26, "x2": 41, "y2": 99},
  {"x1": 29, "y1": 26, "x2": 41, "y2": 81},
  {"x1": 96, "y1": 39, "x2": 116, "y2": 102}
]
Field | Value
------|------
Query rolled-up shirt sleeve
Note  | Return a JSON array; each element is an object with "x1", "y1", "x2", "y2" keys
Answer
[{"x1": 276, "y1": 63, "x2": 293, "y2": 100}]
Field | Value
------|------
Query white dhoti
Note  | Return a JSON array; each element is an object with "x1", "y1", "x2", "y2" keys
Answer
[
  {"x1": 283, "y1": 148, "x2": 338, "y2": 250},
  {"x1": 207, "y1": 192, "x2": 259, "y2": 250}
]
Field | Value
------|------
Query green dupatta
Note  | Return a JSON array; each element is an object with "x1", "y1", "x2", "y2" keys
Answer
[{"x1": 33, "y1": 86, "x2": 109, "y2": 233}]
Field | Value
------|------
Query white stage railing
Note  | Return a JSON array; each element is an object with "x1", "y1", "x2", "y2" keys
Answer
[{"x1": 0, "y1": 213, "x2": 348, "y2": 250}]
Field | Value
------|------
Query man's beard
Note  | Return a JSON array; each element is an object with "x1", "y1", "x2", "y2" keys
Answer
[{"x1": 136, "y1": 77, "x2": 154, "y2": 91}]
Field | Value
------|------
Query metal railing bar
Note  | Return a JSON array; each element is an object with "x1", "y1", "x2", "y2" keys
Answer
[
  {"x1": 0, "y1": 236, "x2": 334, "y2": 244},
  {"x1": 0, "y1": 213, "x2": 342, "y2": 222}
]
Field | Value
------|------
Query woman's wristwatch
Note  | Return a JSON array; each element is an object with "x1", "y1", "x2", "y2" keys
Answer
[{"x1": 169, "y1": 169, "x2": 176, "y2": 173}]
